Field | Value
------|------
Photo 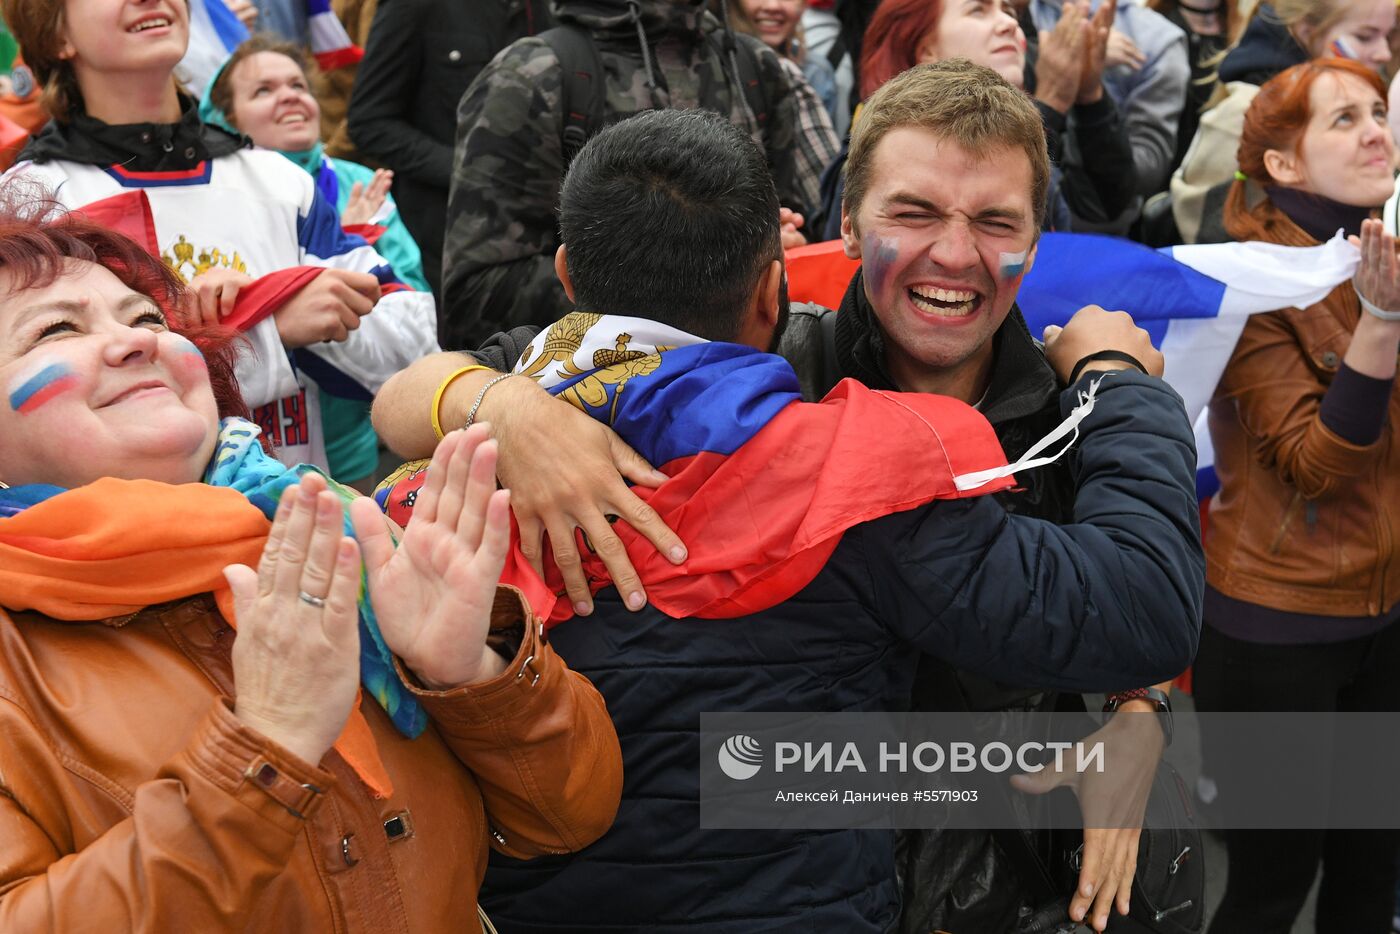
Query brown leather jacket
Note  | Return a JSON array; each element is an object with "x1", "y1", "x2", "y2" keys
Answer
[
  {"x1": 1206, "y1": 196, "x2": 1400, "y2": 617},
  {"x1": 0, "y1": 586, "x2": 622, "y2": 932}
]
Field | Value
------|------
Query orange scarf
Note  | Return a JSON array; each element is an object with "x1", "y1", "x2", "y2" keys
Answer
[{"x1": 0, "y1": 477, "x2": 393, "y2": 796}]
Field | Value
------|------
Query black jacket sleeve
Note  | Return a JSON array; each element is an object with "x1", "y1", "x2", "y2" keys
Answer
[
  {"x1": 859, "y1": 371, "x2": 1203, "y2": 692},
  {"x1": 464, "y1": 326, "x2": 544, "y2": 370},
  {"x1": 1064, "y1": 96, "x2": 1138, "y2": 222},
  {"x1": 1034, "y1": 94, "x2": 1138, "y2": 223},
  {"x1": 346, "y1": 0, "x2": 453, "y2": 188}
]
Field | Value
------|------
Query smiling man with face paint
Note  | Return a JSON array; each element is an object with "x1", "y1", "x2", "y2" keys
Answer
[
  {"x1": 842, "y1": 125, "x2": 1039, "y2": 404},
  {"x1": 780, "y1": 60, "x2": 1194, "y2": 934},
  {"x1": 372, "y1": 66, "x2": 1204, "y2": 934},
  {"x1": 369, "y1": 99, "x2": 1205, "y2": 934}
]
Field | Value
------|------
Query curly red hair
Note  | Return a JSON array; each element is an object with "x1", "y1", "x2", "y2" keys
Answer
[{"x1": 0, "y1": 201, "x2": 249, "y2": 422}]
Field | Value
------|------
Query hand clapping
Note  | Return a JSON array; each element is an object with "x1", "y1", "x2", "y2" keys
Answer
[
  {"x1": 349, "y1": 425, "x2": 513, "y2": 690},
  {"x1": 224, "y1": 427, "x2": 513, "y2": 767}
]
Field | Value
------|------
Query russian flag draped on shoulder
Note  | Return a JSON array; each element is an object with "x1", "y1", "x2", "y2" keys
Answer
[{"x1": 377, "y1": 313, "x2": 1108, "y2": 625}]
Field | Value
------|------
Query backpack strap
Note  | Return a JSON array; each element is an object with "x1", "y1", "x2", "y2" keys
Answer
[
  {"x1": 539, "y1": 24, "x2": 606, "y2": 165},
  {"x1": 825, "y1": 32, "x2": 847, "y2": 71},
  {"x1": 818, "y1": 305, "x2": 843, "y2": 395},
  {"x1": 725, "y1": 34, "x2": 771, "y2": 134}
]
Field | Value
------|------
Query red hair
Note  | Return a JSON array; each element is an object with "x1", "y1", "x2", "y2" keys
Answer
[
  {"x1": 1226, "y1": 58, "x2": 1388, "y2": 240},
  {"x1": 861, "y1": 0, "x2": 945, "y2": 99},
  {"x1": 0, "y1": 201, "x2": 250, "y2": 422}
]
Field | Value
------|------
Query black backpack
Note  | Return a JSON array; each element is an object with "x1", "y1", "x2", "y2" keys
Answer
[{"x1": 540, "y1": 21, "x2": 772, "y2": 164}]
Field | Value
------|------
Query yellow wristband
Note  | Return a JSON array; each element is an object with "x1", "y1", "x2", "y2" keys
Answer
[{"x1": 432, "y1": 364, "x2": 491, "y2": 440}]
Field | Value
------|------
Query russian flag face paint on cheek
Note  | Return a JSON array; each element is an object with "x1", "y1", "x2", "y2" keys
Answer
[
  {"x1": 864, "y1": 234, "x2": 902, "y2": 296},
  {"x1": 999, "y1": 249, "x2": 1028, "y2": 280},
  {"x1": 167, "y1": 333, "x2": 207, "y2": 373},
  {"x1": 8, "y1": 361, "x2": 80, "y2": 414}
]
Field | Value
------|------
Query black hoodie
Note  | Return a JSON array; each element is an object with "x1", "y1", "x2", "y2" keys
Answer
[
  {"x1": 1219, "y1": 3, "x2": 1309, "y2": 86},
  {"x1": 20, "y1": 94, "x2": 243, "y2": 173}
]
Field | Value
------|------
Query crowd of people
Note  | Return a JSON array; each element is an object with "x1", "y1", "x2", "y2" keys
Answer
[{"x1": 0, "y1": 0, "x2": 1397, "y2": 932}]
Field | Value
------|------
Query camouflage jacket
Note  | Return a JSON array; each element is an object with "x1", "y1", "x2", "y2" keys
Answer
[{"x1": 439, "y1": 0, "x2": 804, "y2": 350}]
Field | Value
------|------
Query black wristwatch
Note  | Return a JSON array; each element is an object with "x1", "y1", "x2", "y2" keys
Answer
[{"x1": 1103, "y1": 687, "x2": 1174, "y2": 746}]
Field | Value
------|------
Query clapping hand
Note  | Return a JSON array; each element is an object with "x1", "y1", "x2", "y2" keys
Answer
[
  {"x1": 225, "y1": 474, "x2": 365, "y2": 766},
  {"x1": 1078, "y1": 0, "x2": 1115, "y2": 104},
  {"x1": 1351, "y1": 218, "x2": 1400, "y2": 313},
  {"x1": 1036, "y1": 2, "x2": 1090, "y2": 115},
  {"x1": 349, "y1": 425, "x2": 513, "y2": 690},
  {"x1": 1344, "y1": 219, "x2": 1400, "y2": 378},
  {"x1": 1104, "y1": 28, "x2": 1146, "y2": 70},
  {"x1": 342, "y1": 169, "x2": 394, "y2": 226}
]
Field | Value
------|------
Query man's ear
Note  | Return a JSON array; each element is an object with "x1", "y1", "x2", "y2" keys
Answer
[
  {"x1": 757, "y1": 259, "x2": 783, "y2": 328},
  {"x1": 553, "y1": 244, "x2": 575, "y2": 302},
  {"x1": 736, "y1": 259, "x2": 784, "y2": 350},
  {"x1": 1262, "y1": 148, "x2": 1304, "y2": 188},
  {"x1": 840, "y1": 209, "x2": 862, "y2": 260},
  {"x1": 1022, "y1": 239, "x2": 1039, "y2": 278}
]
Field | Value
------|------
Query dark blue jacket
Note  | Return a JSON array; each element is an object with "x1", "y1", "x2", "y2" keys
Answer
[{"x1": 480, "y1": 370, "x2": 1204, "y2": 933}]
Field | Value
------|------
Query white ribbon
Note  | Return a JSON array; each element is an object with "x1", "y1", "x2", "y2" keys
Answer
[{"x1": 953, "y1": 375, "x2": 1106, "y2": 491}]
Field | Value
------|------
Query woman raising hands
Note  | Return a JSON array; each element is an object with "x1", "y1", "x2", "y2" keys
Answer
[{"x1": 0, "y1": 205, "x2": 620, "y2": 933}]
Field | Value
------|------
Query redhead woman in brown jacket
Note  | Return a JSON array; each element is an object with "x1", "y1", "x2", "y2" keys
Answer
[
  {"x1": 1194, "y1": 58, "x2": 1400, "y2": 934},
  {"x1": 0, "y1": 206, "x2": 622, "y2": 932}
]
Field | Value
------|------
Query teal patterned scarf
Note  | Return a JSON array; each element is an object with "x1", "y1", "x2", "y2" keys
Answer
[{"x1": 205, "y1": 418, "x2": 425, "y2": 737}]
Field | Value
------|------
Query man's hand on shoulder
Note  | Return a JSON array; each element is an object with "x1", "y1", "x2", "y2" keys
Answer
[
  {"x1": 482, "y1": 376, "x2": 688, "y2": 616},
  {"x1": 1042, "y1": 305, "x2": 1164, "y2": 385}
]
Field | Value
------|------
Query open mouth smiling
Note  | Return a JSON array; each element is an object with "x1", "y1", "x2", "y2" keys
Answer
[
  {"x1": 127, "y1": 16, "x2": 171, "y2": 32},
  {"x1": 909, "y1": 285, "x2": 982, "y2": 318}
]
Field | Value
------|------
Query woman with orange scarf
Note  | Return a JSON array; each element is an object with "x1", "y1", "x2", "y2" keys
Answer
[{"x1": 0, "y1": 204, "x2": 621, "y2": 932}]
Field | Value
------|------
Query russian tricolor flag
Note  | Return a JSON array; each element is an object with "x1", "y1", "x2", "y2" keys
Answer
[
  {"x1": 307, "y1": 0, "x2": 364, "y2": 71},
  {"x1": 181, "y1": 0, "x2": 361, "y2": 94},
  {"x1": 787, "y1": 233, "x2": 1360, "y2": 501},
  {"x1": 1016, "y1": 233, "x2": 1358, "y2": 498},
  {"x1": 376, "y1": 335, "x2": 1024, "y2": 626},
  {"x1": 513, "y1": 341, "x2": 1021, "y2": 625}
]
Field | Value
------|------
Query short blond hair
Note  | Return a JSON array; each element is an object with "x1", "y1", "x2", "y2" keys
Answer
[{"x1": 843, "y1": 59, "x2": 1051, "y2": 231}]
